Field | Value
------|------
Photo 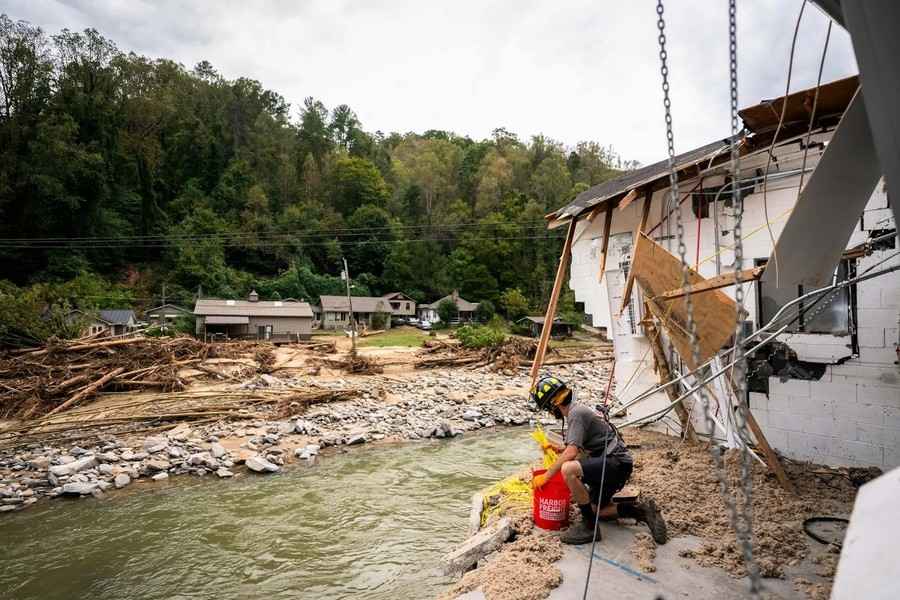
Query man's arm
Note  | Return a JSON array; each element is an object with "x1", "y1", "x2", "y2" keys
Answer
[{"x1": 544, "y1": 444, "x2": 579, "y2": 480}]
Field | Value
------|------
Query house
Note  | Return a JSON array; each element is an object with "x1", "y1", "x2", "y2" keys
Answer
[
  {"x1": 548, "y1": 76, "x2": 899, "y2": 471},
  {"x1": 193, "y1": 291, "x2": 313, "y2": 342},
  {"x1": 68, "y1": 309, "x2": 137, "y2": 337},
  {"x1": 317, "y1": 295, "x2": 392, "y2": 330},
  {"x1": 418, "y1": 290, "x2": 480, "y2": 324},
  {"x1": 518, "y1": 316, "x2": 574, "y2": 338},
  {"x1": 143, "y1": 304, "x2": 192, "y2": 327},
  {"x1": 381, "y1": 292, "x2": 417, "y2": 318}
]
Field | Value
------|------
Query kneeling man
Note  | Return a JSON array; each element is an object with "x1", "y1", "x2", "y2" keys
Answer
[{"x1": 530, "y1": 375, "x2": 667, "y2": 545}]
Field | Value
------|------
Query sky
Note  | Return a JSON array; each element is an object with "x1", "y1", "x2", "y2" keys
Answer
[{"x1": 1, "y1": 0, "x2": 857, "y2": 165}]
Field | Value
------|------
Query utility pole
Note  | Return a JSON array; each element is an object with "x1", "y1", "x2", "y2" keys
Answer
[
  {"x1": 342, "y1": 257, "x2": 357, "y2": 356},
  {"x1": 161, "y1": 283, "x2": 167, "y2": 334}
]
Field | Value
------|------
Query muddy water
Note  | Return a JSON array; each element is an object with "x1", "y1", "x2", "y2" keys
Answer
[{"x1": 0, "y1": 428, "x2": 537, "y2": 600}]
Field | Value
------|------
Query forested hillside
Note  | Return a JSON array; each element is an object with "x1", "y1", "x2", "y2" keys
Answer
[{"x1": 0, "y1": 16, "x2": 631, "y2": 326}]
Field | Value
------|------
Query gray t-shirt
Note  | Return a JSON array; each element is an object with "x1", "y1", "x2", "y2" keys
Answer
[{"x1": 564, "y1": 403, "x2": 632, "y2": 462}]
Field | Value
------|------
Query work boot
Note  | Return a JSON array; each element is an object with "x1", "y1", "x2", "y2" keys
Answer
[
  {"x1": 561, "y1": 506, "x2": 601, "y2": 545},
  {"x1": 619, "y1": 498, "x2": 668, "y2": 544}
]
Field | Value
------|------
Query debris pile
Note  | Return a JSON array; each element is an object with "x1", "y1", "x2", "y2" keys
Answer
[
  {"x1": 415, "y1": 337, "x2": 612, "y2": 373},
  {"x1": 628, "y1": 430, "x2": 856, "y2": 580},
  {"x1": 320, "y1": 354, "x2": 384, "y2": 374}
]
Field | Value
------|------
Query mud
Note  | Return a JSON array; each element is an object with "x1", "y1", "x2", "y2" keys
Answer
[
  {"x1": 627, "y1": 429, "x2": 856, "y2": 582},
  {"x1": 441, "y1": 520, "x2": 564, "y2": 600},
  {"x1": 629, "y1": 532, "x2": 657, "y2": 573}
]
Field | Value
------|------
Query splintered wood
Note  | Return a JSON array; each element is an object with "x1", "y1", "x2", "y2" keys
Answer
[
  {"x1": 630, "y1": 232, "x2": 737, "y2": 368},
  {"x1": 0, "y1": 336, "x2": 279, "y2": 419}
]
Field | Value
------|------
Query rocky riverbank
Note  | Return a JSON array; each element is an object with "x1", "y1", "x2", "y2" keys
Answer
[{"x1": 0, "y1": 361, "x2": 612, "y2": 514}]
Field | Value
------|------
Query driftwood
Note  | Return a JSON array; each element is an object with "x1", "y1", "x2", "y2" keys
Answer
[{"x1": 46, "y1": 368, "x2": 125, "y2": 416}]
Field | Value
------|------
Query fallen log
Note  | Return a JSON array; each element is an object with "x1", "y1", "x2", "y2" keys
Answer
[
  {"x1": 46, "y1": 367, "x2": 125, "y2": 416},
  {"x1": 519, "y1": 355, "x2": 614, "y2": 368}
]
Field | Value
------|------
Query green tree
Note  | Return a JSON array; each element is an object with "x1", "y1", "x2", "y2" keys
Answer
[
  {"x1": 437, "y1": 298, "x2": 458, "y2": 323},
  {"x1": 499, "y1": 288, "x2": 530, "y2": 321},
  {"x1": 328, "y1": 156, "x2": 388, "y2": 216}
]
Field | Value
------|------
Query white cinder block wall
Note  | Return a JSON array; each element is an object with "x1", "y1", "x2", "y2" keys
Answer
[{"x1": 568, "y1": 136, "x2": 900, "y2": 468}]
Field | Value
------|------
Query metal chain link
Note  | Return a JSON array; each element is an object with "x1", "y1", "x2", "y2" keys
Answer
[
  {"x1": 728, "y1": 0, "x2": 763, "y2": 593},
  {"x1": 655, "y1": 1, "x2": 760, "y2": 595}
]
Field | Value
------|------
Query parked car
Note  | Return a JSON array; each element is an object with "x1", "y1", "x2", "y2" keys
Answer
[
  {"x1": 418, "y1": 321, "x2": 432, "y2": 330},
  {"x1": 393, "y1": 317, "x2": 409, "y2": 326},
  {"x1": 407, "y1": 318, "x2": 420, "y2": 327}
]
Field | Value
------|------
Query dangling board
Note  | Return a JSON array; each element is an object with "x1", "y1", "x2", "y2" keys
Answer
[{"x1": 630, "y1": 232, "x2": 737, "y2": 369}]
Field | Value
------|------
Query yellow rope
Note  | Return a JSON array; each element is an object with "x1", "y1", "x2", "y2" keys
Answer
[{"x1": 697, "y1": 207, "x2": 792, "y2": 267}]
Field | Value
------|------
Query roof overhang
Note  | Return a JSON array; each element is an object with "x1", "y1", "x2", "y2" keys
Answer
[{"x1": 205, "y1": 315, "x2": 250, "y2": 325}]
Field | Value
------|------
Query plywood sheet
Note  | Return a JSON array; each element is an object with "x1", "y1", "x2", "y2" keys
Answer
[{"x1": 631, "y1": 232, "x2": 737, "y2": 368}]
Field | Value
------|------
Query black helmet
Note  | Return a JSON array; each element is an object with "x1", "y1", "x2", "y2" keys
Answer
[{"x1": 530, "y1": 375, "x2": 570, "y2": 413}]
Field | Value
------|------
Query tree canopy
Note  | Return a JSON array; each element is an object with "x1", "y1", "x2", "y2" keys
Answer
[{"x1": 0, "y1": 16, "x2": 631, "y2": 325}]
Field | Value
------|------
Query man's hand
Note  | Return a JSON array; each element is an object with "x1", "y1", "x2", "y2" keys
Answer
[{"x1": 532, "y1": 473, "x2": 548, "y2": 489}]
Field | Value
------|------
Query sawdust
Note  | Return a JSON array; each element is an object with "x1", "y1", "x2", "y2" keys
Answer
[
  {"x1": 630, "y1": 532, "x2": 657, "y2": 573},
  {"x1": 441, "y1": 525, "x2": 563, "y2": 600},
  {"x1": 628, "y1": 430, "x2": 856, "y2": 579},
  {"x1": 793, "y1": 577, "x2": 832, "y2": 600}
]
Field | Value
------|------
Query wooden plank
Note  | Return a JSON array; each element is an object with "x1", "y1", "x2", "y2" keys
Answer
[
  {"x1": 597, "y1": 208, "x2": 613, "y2": 283},
  {"x1": 617, "y1": 188, "x2": 640, "y2": 212},
  {"x1": 656, "y1": 266, "x2": 766, "y2": 301},
  {"x1": 643, "y1": 310, "x2": 697, "y2": 443},
  {"x1": 618, "y1": 188, "x2": 653, "y2": 314},
  {"x1": 631, "y1": 232, "x2": 737, "y2": 369},
  {"x1": 530, "y1": 219, "x2": 577, "y2": 387}
]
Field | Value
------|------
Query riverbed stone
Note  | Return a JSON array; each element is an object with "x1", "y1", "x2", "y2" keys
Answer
[
  {"x1": 347, "y1": 434, "x2": 367, "y2": 446},
  {"x1": 143, "y1": 438, "x2": 168, "y2": 453},
  {"x1": 114, "y1": 473, "x2": 131, "y2": 489},
  {"x1": 49, "y1": 455, "x2": 97, "y2": 477},
  {"x1": 98, "y1": 464, "x2": 114, "y2": 476},
  {"x1": 62, "y1": 482, "x2": 98, "y2": 496},
  {"x1": 216, "y1": 468, "x2": 233, "y2": 478},
  {"x1": 151, "y1": 472, "x2": 169, "y2": 481},
  {"x1": 245, "y1": 455, "x2": 280, "y2": 473},
  {"x1": 146, "y1": 458, "x2": 171, "y2": 472},
  {"x1": 28, "y1": 456, "x2": 51, "y2": 470},
  {"x1": 210, "y1": 443, "x2": 226, "y2": 459},
  {"x1": 462, "y1": 410, "x2": 482, "y2": 421}
]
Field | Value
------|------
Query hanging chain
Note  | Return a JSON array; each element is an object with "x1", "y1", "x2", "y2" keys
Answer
[
  {"x1": 728, "y1": 0, "x2": 763, "y2": 593},
  {"x1": 655, "y1": 1, "x2": 761, "y2": 594}
]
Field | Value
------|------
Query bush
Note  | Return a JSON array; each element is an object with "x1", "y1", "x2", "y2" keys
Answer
[
  {"x1": 456, "y1": 324, "x2": 506, "y2": 349},
  {"x1": 437, "y1": 299, "x2": 459, "y2": 323},
  {"x1": 474, "y1": 299, "x2": 495, "y2": 322},
  {"x1": 370, "y1": 311, "x2": 390, "y2": 330}
]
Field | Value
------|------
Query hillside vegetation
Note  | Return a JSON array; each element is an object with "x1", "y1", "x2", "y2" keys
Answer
[{"x1": 0, "y1": 16, "x2": 631, "y2": 344}]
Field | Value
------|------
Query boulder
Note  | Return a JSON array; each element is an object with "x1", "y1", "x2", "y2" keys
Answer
[
  {"x1": 114, "y1": 474, "x2": 131, "y2": 489},
  {"x1": 49, "y1": 455, "x2": 97, "y2": 477},
  {"x1": 28, "y1": 456, "x2": 51, "y2": 471},
  {"x1": 215, "y1": 468, "x2": 234, "y2": 478},
  {"x1": 347, "y1": 434, "x2": 367, "y2": 446},
  {"x1": 143, "y1": 437, "x2": 168, "y2": 453},
  {"x1": 151, "y1": 472, "x2": 169, "y2": 481},
  {"x1": 145, "y1": 459, "x2": 171, "y2": 472},
  {"x1": 61, "y1": 482, "x2": 99, "y2": 496},
  {"x1": 210, "y1": 443, "x2": 226, "y2": 459},
  {"x1": 462, "y1": 410, "x2": 482, "y2": 421},
  {"x1": 245, "y1": 455, "x2": 280, "y2": 473}
]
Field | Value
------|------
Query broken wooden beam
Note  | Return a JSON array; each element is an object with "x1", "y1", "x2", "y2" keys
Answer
[
  {"x1": 529, "y1": 219, "x2": 577, "y2": 387},
  {"x1": 597, "y1": 207, "x2": 613, "y2": 284},
  {"x1": 656, "y1": 266, "x2": 765, "y2": 301},
  {"x1": 46, "y1": 367, "x2": 126, "y2": 416},
  {"x1": 643, "y1": 310, "x2": 697, "y2": 443},
  {"x1": 617, "y1": 188, "x2": 640, "y2": 211}
]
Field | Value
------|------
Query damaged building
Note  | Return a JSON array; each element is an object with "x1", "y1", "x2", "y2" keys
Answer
[{"x1": 548, "y1": 76, "x2": 899, "y2": 471}]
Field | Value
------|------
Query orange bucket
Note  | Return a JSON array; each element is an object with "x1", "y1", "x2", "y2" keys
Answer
[{"x1": 532, "y1": 468, "x2": 571, "y2": 530}]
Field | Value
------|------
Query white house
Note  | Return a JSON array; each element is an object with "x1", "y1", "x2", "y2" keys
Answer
[{"x1": 550, "y1": 76, "x2": 899, "y2": 470}]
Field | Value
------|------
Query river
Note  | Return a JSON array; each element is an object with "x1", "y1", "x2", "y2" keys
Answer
[{"x1": 0, "y1": 428, "x2": 537, "y2": 600}]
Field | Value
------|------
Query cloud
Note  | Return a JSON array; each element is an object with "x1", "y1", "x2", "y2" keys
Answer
[{"x1": 2, "y1": 0, "x2": 856, "y2": 164}]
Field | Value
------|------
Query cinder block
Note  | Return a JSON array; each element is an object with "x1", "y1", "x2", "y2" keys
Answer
[
  {"x1": 803, "y1": 415, "x2": 853, "y2": 438},
  {"x1": 885, "y1": 445, "x2": 900, "y2": 469},
  {"x1": 767, "y1": 410, "x2": 805, "y2": 432},
  {"x1": 832, "y1": 439, "x2": 884, "y2": 467},
  {"x1": 750, "y1": 409, "x2": 768, "y2": 427},
  {"x1": 856, "y1": 285, "x2": 883, "y2": 310},
  {"x1": 769, "y1": 377, "x2": 810, "y2": 398},
  {"x1": 809, "y1": 381, "x2": 858, "y2": 404},
  {"x1": 835, "y1": 401, "x2": 885, "y2": 426},
  {"x1": 766, "y1": 392, "x2": 791, "y2": 413},
  {"x1": 788, "y1": 395, "x2": 835, "y2": 416},
  {"x1": 830, "y1": 363, "x2": 894, "y2": 384},
  {"x1": 760, "y1": 426, "x2": 789, "y2": 452},
  {"x1": 855, "y1": 423, "x2": 899, "y2": 448},
  {"x1": 858, "y1": 308, "x2": 900, "y2": 330},
  {"x1": 881, "y1": 288, "x2": 899, "y2": 309},
  {"x1": 789, "y1": 431, "x2": 834, "y2": 461},
  {"x1": 857, "y1": 384, "x2": 900, "y2": 408},
  {"x1": 857, "y1": 347, "x2": 899, "y2": 366},
  {"x1": 749, "y1": 392, "x2": 768, "y2": 411},
  {"x1": 885, "y1": 405, "x2": 900, "y2": 429},
  {"x1": 857, "y1": 327, "x2": 886, "y2": 348}
]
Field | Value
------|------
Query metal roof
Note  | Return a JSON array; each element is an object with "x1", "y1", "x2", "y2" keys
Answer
[
  {"x1": 551, "y1": 137, "x2": 734, "y2": 220},
  {"x1": 205, "y1": 315, "x2": 250, "y2": 325},
  {"x1": 193, "y1": 299, "x2": 313, "y2": 318},
  {"x1": 424, "y1": 294, "x2": 479, "y2": 312},
  {"x1": 98, "y1": 309, "x2": 136, "y2": 325},
  {"x1": 319, "y1": 295, "x2": 392, "y2": 313}
]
